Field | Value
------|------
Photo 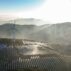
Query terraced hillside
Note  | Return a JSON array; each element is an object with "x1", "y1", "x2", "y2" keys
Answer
[{"x1": 0, "y1": 38, "x2": 71, "y2": 71}]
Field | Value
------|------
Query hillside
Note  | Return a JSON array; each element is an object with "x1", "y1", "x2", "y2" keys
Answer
[
  {"x1": 0, "y1": 22, "x2": 71, "y2": 45},
  {"x1": 0, "y1": 23, "x2": 37, "y2": 39},
  {"x1": 29, "y1": 22, "x2": 71, "y2": 45},
  {"x1": 0, "y1": 38, "x2": 70, "y2": 71},
  {"x1": 0, "y1": 20, "x2": 71, "y2": 71},
  {"x1": 0, "y1": 21, "x2": 71, "y2": 55}
]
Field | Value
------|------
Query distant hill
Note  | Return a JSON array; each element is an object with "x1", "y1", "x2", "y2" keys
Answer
[
  {"x1": 0, "y1": 23, "x2": 37, "y2": 39},
  {"x1": 0, "y1": 18, "x2": 46, "y2": 25},
  {"x1": 27, "y1": 22, "x2": 71, "y2": 44},
  {"x1": 0, "y1": 18, "x2": 71, "y2": 45}
]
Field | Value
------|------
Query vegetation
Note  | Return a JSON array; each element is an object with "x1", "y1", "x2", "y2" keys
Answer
[
  {"x1": 0, "y1": 38, "x2": 71, "y2": 71},
  {"x1": 0, "y1": 38, "x2": 23, "y2": 46}
]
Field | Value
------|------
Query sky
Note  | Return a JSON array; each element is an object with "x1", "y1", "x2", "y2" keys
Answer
[{"x1": 0, "y1": 0, "x2": 71, "y2": 24}]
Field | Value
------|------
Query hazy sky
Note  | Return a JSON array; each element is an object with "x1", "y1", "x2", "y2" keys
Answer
[{"x1": 0, "y1": 0, "x2": 71, "y2": 23}]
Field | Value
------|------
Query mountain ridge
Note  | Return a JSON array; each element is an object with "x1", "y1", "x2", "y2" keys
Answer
[{"x1": 0, "y1": 19, "x2": 71, "y2": 45}]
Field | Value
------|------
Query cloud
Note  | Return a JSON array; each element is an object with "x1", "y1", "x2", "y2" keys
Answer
[{"x1": 0, "y1": 0, "x2": 71, "y2": 24}]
